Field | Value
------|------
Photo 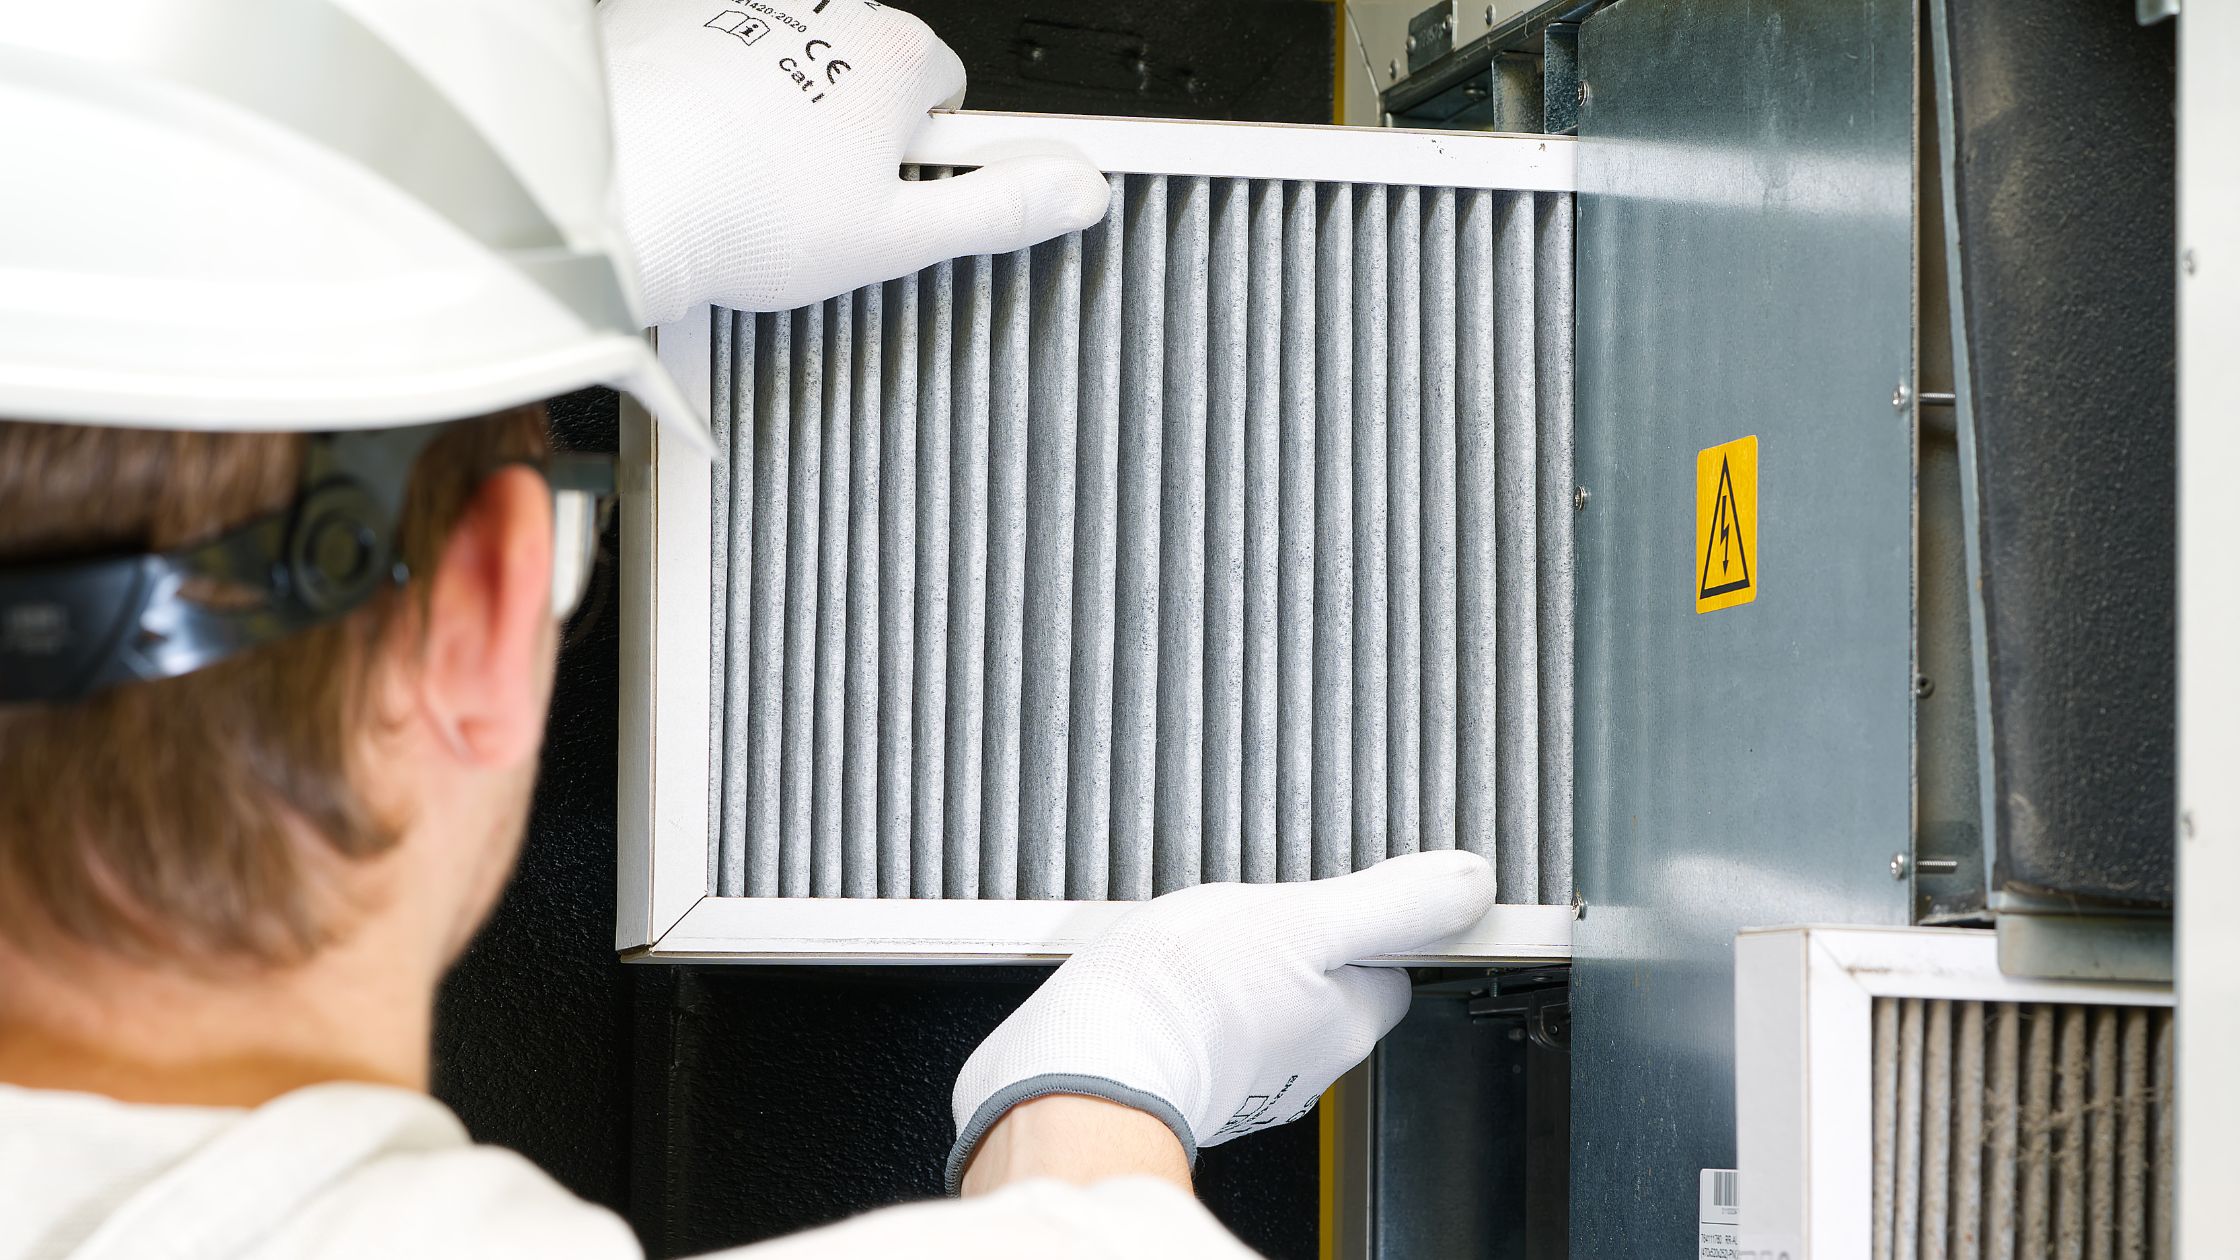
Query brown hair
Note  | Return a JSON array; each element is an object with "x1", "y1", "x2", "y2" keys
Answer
[{"x1": 0, "y1": 407, "x2": 550, "y2": 968}]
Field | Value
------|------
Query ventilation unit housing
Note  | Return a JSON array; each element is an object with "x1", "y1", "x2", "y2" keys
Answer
[
  {"x1": 1736, "y1": 926, "x2": 2176, "y2": 1259},
  {"x1": 618, "y1": 114, "x2": 1579, "y2": 962}
]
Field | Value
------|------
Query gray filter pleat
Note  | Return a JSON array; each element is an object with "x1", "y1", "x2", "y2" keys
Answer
[
  {"x1": 1019, "y1": 228, "x2": 1084, "y2": 900},
  {"x1": 1241, "y1": 181, "x2": 1284, "y2": 884},
  {"x1": 1875, "y1": 997, "x2": 1898, "y2": 1260},
  {"x1": 877, "y1": 272, "x2": 918, "y2": 898},
  {"x1": 913, "y1": 255, "x2": 954, "y2": 899},
  {"x1": 719, "y1": 312, "x2": 757, "y2": 896},
  {"x1": 1386, "y1": 185, "x2": 1423, "y2": 859},
  {"x1": 2151, "y1": 1010, "x2": 2174, "y2": 1258},
  {"x1": 708, "y1": 312, "x2": 736, "y2": 892},
  {"x1": 1492, "y1": 192, "x2": 1538, "y2": 901},
  {"x1": 2119, "y1": 1009, "x2": 2148, "y2": 1260},
  {"x1": 2022, "y1": 1006, "x2": 2053, "y2": 1258},
  {"x1": 1153, "y1": 175, "x2": 1210, "y2": 897},
  {"x1": 1535, "y1": 190, "x2": 1576, "y2": 905},
  {"x1": 1989, "y1": 1004, "x2": 2020, "y2": 1260},
  {"x1": 1311, "y1": 182, "x2": 1355, "y2": 882},
  {"x1": 745, "y1": 312, "x2": 791, "y2": 897},
  {"x1": 1454, "y1": 188, "x2": 1498, "y2": 865},
  {"x1": 841, "y1": 287, "x2": 883, "y2": 898},
  {"x1": 780, "y1": 307, "x2": 823, "y2": 898},
  {"x1": 1201, "y1": 178, "x2": 1250, "y2": 886},
  {"x1": 1954, "y1": 1002, "x2": 1985, "y2": 1260},
  {"x1": 1897, "y1": 998, "x2": 1924, "y2": 1260},
  {"x1": 980, "y1": 250, "x2": 1032, "y2": 900},
  {"x1": 1276, "y1": 180, "x2": 1317, "y2": 883},
  {"x1": 1066, "y1": 175, "x2": 1125, "y2": 900},
  {"x1": 1419, "y1": 187, "x2": 1460, "y2": 854},
  {"x1": 704, "y1": 175, "x2": 1579, "y2": 907},
  {"x1": 1351, "y1": 184, "x2": 1390, "y2": 874},
  {"x1": 944, "y1": 253, "x2": 993, "y2": 900},
  {"x1": 2088, "y1": 1008, "x2": 2116, "y2": 1260},
  {"x1": 1111, "y1": 173, "x2": 1169, "y2": 901},
  {"x1": 1922, "y1": 998, "x2": 1951, "y2": 1260},
  {"x1": 2056, "y1": 1006, "x2": 2086, "y2": 1256},
  {"x1": 809, "y1": 296, "x2": 853, "y2": 899}
]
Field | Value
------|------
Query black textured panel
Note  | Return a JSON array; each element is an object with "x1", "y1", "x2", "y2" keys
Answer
[
  {"x1": 1939, "y1": 0, "x2": 2176, "y2": 906},
  {"x1": 901, "y1": 0, "x2": 1334, "y2": 123},
  {"x1": 432, "y1": 386, "x2": 635, "y2": 1216}
]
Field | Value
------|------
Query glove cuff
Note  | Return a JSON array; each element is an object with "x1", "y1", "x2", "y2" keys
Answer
[{"x1": 943, "y1": 1073, "x2": 1199, "y2": 1197}]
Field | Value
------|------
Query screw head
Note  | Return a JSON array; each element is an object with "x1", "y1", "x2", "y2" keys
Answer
[
  {"x1": 1486, "y1": 4, "x2": 1495, "y2": 22},
  {"x1": 1913, "y1": 674, "x2": 1935, "y2": 699},
  {"x1": 1890, "y1": 852, "x2": 1909, "y2": 880},
  {"x1": 1407, "y1": 33, "x2": 1418, "y2": 52},
  {"x1": 1388, "y1": 58, "x2": 1399, "y2": 79},
  {"x1": 1893, "y1": 380, "x2": 1912, "y2": 409},
  {"x1": 1574, "y1": 485, "x2": 1590, "y2": 511},
  {"x1": 2184, "y1": 248, "x2": 2198, "y2": 276}
]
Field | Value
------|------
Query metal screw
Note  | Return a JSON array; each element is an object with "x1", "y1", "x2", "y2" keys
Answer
[
  {"x1": 1571, "y1": 894, "x2": 1587, "y2": 920},
  {"x1": 1913, "y1": 674, "x2": 1935, "y2": 699},
  {"x1": 1890, "y1": 852, "x2": 1909, "y2": 880},
  {"x1": 1026, "y1": 43, "x2": 1045, "y2": 63},
  {"x1": 1407, "y1": 33, "x2": 1418, "y2": 52},
  {"x1": 1574, "y1": 485, "x2": 1590, "y2": 511},
  {"x1": 1485, "y1": 4, "x2": 1495, "y2": 22},
  {"x1": 1916, "y1": 858, "x2": 1961, "y2": 876},
  {"x1": 1578, "y1": 81, "x2": 1592, "y2": 107},
  {"x1": 1507, "y1": 1026, "x2": 1525, "y2": 1042},
  {"x1": 1892, "y1": 380, "x2": 1912, "y2": 409},
  {"x1": 2184, "y1": 248, "x2": 2198, "y2": 276},
  {"x1": 2182, "y1": 809, "x2": 2196, "y2": 839}
]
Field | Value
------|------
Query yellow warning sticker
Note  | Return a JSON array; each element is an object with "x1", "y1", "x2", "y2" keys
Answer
[{"x1": 1695, "y1": 436, "x2": 1758, "y2": 614}]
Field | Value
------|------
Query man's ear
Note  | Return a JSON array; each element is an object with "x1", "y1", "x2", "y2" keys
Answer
[{"x1": 413, "y1": 465, "x2": 555, "y2": 769}]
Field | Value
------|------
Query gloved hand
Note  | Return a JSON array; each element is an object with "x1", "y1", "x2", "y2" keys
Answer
[
  {"x1": 947, "y1": 850, "x2": 1498, "y2": 1192},
  {"x1": 599, "y1": 0, "x2": 1111, "y2": 324}
]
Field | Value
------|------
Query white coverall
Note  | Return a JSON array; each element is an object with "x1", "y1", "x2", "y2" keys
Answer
[{"x1": 0, "y1": 1083, "x2": 1257, "y2": 1260}]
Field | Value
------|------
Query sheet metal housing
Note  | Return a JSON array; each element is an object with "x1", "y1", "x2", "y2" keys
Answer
[{"x1": 1570, "y1": 0, "x2": 1916, "y2": 1250}]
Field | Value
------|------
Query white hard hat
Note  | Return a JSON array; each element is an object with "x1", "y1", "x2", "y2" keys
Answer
[{"x1": 0, "y1": 0, "x2": 711, "y2": 453}]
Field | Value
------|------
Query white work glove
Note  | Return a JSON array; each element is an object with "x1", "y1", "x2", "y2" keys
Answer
[
  {"x1": 599, "y1": 0, "x2": 1111, "y2": 324},
  {"x1": 946, "y1": 850, "x2": 1497, "y2": 1192}
]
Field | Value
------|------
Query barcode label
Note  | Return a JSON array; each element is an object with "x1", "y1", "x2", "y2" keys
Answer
[{"x1": 1698, "y1": 1168, "x2": 1740, "y2": 1260}]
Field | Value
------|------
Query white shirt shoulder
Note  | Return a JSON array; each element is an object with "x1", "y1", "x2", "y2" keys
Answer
[{"x1": 0, "y1": 1083, "x2": 1256, "y2": 1260}]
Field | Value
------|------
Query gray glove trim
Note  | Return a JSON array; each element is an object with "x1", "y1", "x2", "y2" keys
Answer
[{"x1": 943, "y1": 1073, "x2": 1199, "y2": 1197}]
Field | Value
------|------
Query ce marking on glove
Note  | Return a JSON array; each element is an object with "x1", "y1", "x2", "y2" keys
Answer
[{"x1": 778, "y1": 38, "x2": 852, "y2": 103}]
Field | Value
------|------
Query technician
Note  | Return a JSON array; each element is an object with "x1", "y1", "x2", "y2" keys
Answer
[{"x1": 0, "y1": 3, "x2": 1497, "y2": 1257}]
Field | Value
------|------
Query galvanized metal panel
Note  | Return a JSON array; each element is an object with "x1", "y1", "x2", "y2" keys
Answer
[{"x1": 1571, "y1": 0, "x2": 1916, "y2": 1251}]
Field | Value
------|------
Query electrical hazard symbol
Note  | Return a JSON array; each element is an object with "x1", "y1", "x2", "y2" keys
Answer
[{"x1": 1695, "y1": 436, "x2": 1758, "y2": 614}]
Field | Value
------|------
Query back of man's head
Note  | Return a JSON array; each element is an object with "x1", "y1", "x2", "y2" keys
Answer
[{"x1": 0, "y1": 409, "x2": 548, "y2": 969}]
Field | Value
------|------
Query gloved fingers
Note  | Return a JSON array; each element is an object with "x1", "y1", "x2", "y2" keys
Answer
[
  {"x1": 924, "y1": 37, "x2": 968, "y2": 111},
  {"x1": 889, "y1": 154, "x2": 1113, "y2": 268},
  {"x1": 1296, "y1": 849, "x2": 1498, "y2": 969},
  {"x1": 1324, "y1": 965, "x2": 1415, "y2": 1058}
]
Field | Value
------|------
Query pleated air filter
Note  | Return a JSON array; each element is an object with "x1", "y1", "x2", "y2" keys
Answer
[
  {"x1": 619, "y1": 115, "x2": 1580, "y2": 961},
  {"x1": 1735, "y1": 927, "x2": 2178, "y2": 1259},
  {"x1": 1869, "y1": 999, "x2": 2175, "y2": 1260}
]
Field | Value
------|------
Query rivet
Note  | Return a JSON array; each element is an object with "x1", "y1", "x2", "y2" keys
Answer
[{"x1": 1913, "y1": 674, "x2": 1935, "y2": 699}]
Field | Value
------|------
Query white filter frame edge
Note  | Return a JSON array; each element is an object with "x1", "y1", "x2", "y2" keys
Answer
[{"x1": 621, "y1": 110, "x2": 1584, "y2": 963}]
